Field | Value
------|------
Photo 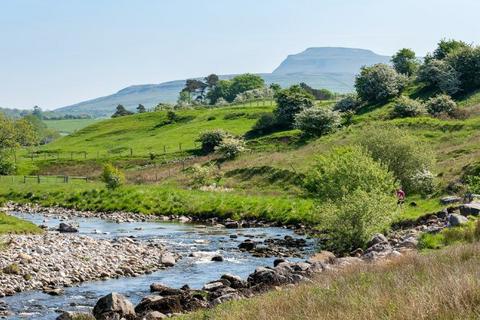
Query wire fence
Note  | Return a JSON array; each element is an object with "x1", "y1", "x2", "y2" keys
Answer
[{"x1": 0, "y1": 175, "x2": 89, "y2": 184}]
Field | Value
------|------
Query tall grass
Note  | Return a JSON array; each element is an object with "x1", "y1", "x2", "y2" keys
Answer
[
  {"x1": 0, "y1": 213, "x2": 43, "y2": 235},
  {"x1": 182, "y1": 242, "x2": 480, "y2": 320}
]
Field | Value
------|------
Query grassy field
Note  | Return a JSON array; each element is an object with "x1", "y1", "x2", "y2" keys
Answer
[
  {"x1": 44, "y1": 118, "x2": 101, "y2": 135},
  {"x1": 181, "y1": 242, "x2": 480, "y2": 320},
  {"x1": 0, "y1": 212, "x2": 43, "y2": 235}
]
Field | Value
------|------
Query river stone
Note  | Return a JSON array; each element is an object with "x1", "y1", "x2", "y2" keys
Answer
[
  {"x1": 160, "y1": 253, "x2": 176, "y2": 267},
  {"x1": 150, "y1": 283, "x2": 183, "y2": 296},
  {"x1": 448, "y1": 214, "x2": 468, "y2": 226},
  {"x1": 220, "y1": 273, "x2": 247, "y2": 289},
  {"x1": 440, "y1": 196, "x2": 462, "y2": 205},
  {"x1": 58, "y1": 223, "x2": 78, "y2": 233},
  {"x1": 144, "y1": 311, "x2": 167, "y2": 319},
  {"x1": 367, "y1": 233, "x2": 388, "y2": 247},
  {"x1": 211, "y1": 255, "x2": 224, "y2": 262},
  {"x1": 460, "y1": 203, "x2": 480, "y2": 216},
  {"x1": 56, "y1": 311, "x2": 95, "y2": 320},
  {"x1": 93, "y1": 292, "x2": 136, "y2": 320},
  {"x1": 307, "y1": 251, "x2": 336, "y2": 264},
  {"x1": 202, "y1": 281, "x2": 224, "y2": 291},
  {"x1": 238, "y1": 240, "x2": 256, "y2": 251}
]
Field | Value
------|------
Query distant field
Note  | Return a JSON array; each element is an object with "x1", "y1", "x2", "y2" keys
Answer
[{"x1": 44, "y1": 118, "x2": 101, "y2": 135}]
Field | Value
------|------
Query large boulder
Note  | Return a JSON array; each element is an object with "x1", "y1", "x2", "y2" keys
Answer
[
  {"x1": 459, "y1": 203, "x2": 480, "y2": 216},
  {"x1": 448, "y1": 214, "x2": 469, "y2": 227},
  {"x1": 160, "y1": 253, "x2": 176, "y2": 267},
  {"x1": 307, "y1": 251, "x2": 336, "y2": 264},
  {"x1": 238, "y1": 240, "x2": 256, "y2": 251},
  {"x1": 367, "y1": 233, "x2": 388, "y2": 247},
  {"x1": 93, "y1": 292, "x2": 136, "y2": 320},
  {"x1": 56, "y1": 312, "x2": 95, "y2": 320},
  {"x1": 220, "y1": 273, "x2": 247, "y2": 289},
  {"x1": 150, "y1": 283, "x2": 183, "y2": 296},
  {"x1": 135, "y1": 293, "x2": 207, "y2": 316},
  {"x1": 440, "y1": 196, "x2": 462, "y2": 205}
]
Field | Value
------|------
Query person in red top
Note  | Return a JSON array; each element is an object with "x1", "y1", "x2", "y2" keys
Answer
[{"x1": 396, "y1": 188, "x2": 406, "y2": 205}]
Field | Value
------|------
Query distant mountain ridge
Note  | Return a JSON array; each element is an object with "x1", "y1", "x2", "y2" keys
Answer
[{"x1": 53, "y1": 47, "x2": 392, "y2": 117}]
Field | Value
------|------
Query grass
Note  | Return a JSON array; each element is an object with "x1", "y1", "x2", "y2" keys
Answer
[
  {"x1": 0, "y1": 212, "x2": 43, "y2": 235},
  {"x1": 180, "y1": 242, "x2": 480, "y2": 320},
  {"x1": 418, "y1": 219, "x2": 480, "y2": 250},
  {"x1": 44, "y1": 118, "x2": 101, "y2": 135}
]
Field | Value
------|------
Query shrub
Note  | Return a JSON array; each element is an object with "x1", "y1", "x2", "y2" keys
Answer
[
  {"x1": 355, "y1": 64, "x2": 407, "y2": 103},
  {"x1": 426, "y1": 94, "x2": 458, "y2": 117},
  {"x1": 215, "y1": 137, "x2": 246, "y2": 159},
  {"x1": 321, "y1": 190, "x2": 397, "y2": 253},
  {"x1": 446, "y1": 46, "x2": 480, "y2": 92},
  {"x1": 411, "y1": 169, "x2": 436, "y2": 196},
  {"x1": 2, "y1": 263, "x2": 20, "y2": 275},
  {"x1": 197, "y1": 129, "x2": 230, "y2": 153},
  {"x1": 215, "y1": 97, "x2": 229, "y2": 106},
  {"x1": 294, "y1": 107, "x2": 341, "y2": 137},
  {"x1": 417, "y1": 59, "x2": 460, "y2": 95},
  {"x1": 274, "y1": 85, "x2": 314, "y2": 127},
  {"x1": 0, "y1": 154, "x2": 16, "y2": 175},
  {"x1": 391, "y1": 48, "x2": 420, "y2": 76},
  {"x1": 357, "y1": 127, "x2": 435, "y2": 194},
  {"x1": 100, "y1": 164, "x2": 125, "y2": 190},
  {"x1": 304, "y1": 146, "x2": 396, "y2": 201},
  {"x1": 390, "y1": 96, "x2": 426, "y2": 118},
  {"x1": 333, "y1": 93, "x2": 361, "y2": 113},
  {"x1": 188, "y1": 163, "x2": 223, "y2": 188},
  {"x1": 251, "y1": 113, "x2": 281, "y2": 134}
]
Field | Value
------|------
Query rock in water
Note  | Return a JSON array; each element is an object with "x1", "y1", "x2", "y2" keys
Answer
[
  {"x1": 93, "y1": 292, "x2": 136, "y2": 320},
  {"x1": 211, "y1": 255, "x2": 224, "y2": 262},
  {"x1": 56, "y1": 311, "x2": 94, "y2": 320},
  {"x1": 57, "y1": 223, "x2": 78, "y2": 233},
  {"x1": 160, "y1": 253, "x2": 176, "y2": 267}
]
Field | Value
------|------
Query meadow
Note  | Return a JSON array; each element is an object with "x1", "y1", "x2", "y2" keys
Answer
[{"x1": 44, "y1": 118, "x2": 101, "y2": 135}]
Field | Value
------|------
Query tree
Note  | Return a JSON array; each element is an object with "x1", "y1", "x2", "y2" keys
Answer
[
  {"x1": 215, "y1": 137, "x2": 246, "y2": 159},
  {"x1": 391, "y1": 48, "x2": 420, "y2": 76},
  {"x1": 274, "y1": 85, "x2": 314, "y2": 128},
  {"x1": 269, "y1": 83, "x2": 282, "y2": 94},
  {"x1": 206, "y1": 80, "x2": 232, "y2": 105},
  {"x1": 355, "y1": 64, "x2": 407, "y2": 103},
  {"x1": 229, "y1": 74, "x2": 264, "y2": 99},
  {"x1": 294, "y1": 107, "x2": 341, "y2": 137},
  {"x1": 204, "y1": 74, "x2": 219, "y2": 88},
  {"x1": 182, "y1": 79, "x2": 208, "y2": 102},
  {"x1": 299, "y1": 83, "x2": 334, "y2": 100},
  {"x1": 101, "y1": 164, "x2": 125, "y2": 189},
  {"x1": 417, "y1": 59, "x2": 460, "y2": 95},
  {"x1": 426, "y1": 94, "x2": 458, "y2": 117},
  {"x1": 446, "y1": 46, "x2": 480, "y2": 92},
  {"x1": 433, "y1": 39, "x2": 470, "y2": 60},
  {"x1": 197, "y1": 129, "x2": 230, "y2": 153},
  {"x1": 333, "y1": 93, "x2": 361, "y2": 113},
  {"x1": 137, "y1": 104, "x2": 146, "y2": 113},
  {"x1": 357, "y1": 126, "x2": 435, "y2": 194},
  {"x1": 32, "y1": 106, "x2": 43, "y2": 119},
  {"x1": 111, "y1": 105, "x2": 133, "y2": 118}
]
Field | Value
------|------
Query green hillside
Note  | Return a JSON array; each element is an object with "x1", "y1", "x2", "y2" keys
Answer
[{"x1": 44, "y1": 118, "x2": 101, "y2": 135}]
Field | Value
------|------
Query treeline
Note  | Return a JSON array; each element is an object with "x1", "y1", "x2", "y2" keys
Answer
[{"x1": 0, "y1": 106, "x2": 91, "y2": 120}]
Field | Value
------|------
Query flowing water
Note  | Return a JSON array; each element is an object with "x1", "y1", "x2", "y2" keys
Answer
[{"x1": 2, "y1": 212, "x2": 316, "y2": 319}]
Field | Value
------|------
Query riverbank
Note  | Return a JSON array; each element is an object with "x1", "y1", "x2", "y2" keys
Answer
[{"x1": 0, "y1": 231, "x2": 174, "y2": 298}]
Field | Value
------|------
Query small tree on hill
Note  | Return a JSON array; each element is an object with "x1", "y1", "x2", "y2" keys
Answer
[
  {"x1": 355, "y1": 64, "x2": 407, "y2": 103},
  {"x1": 137, "y1": 104, "x2": 146, "y2": 113},
  {"x1": 392, "y1": 48, "x2": 420, "y2": 76},
  {"x1": 100, "y1": 164, "x2": 125, "y2": 190},
  {"x1": 274, "y1": 85, "x2": 314, "y2": 128},
  {"x1": 197, "y1": 129, "x2": 230, "y2": 153},
  {"x1": 426, "y1": 94, "x2": 458, "y2": 117},
  {"x1": 333, "y1": 93, "x2": 362, "y2": 113},
  {"x1": 390, "y1": 96, "x2": 426, "y2": 118},
  {"x1": 111, "y1": 105, "x2": 134, "y2": 118},
  {"x1": 294, "y1": 107, "x2": 341, "y2": 137},
  {"x1": 417, "y1": 59, "x2": 460, "y2": 95}
]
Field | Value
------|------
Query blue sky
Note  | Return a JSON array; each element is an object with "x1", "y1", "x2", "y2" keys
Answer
[{"x1": 1, "y1": 0, "x2": 479, "y2": 110}]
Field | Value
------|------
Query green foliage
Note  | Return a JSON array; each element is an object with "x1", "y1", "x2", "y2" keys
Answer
[
  {"x1": 0, "y1": 212, "x2": 42, "y2": 234},
  {"x1": 446, "y1": 46, "x2": 480, "y2": 92},
  {"x1": 390, "y1": 96, "x2": 426, "y2": 118},
  {"x1": 333, "y1": 93, "x2": 361, "y2": 113},
  {"x1": 304, "y1": 146, "x2": 396, "y2": 201},
  {"x1": 417, "y1": 59, "x2": 460, "y2": 95},
  {"x1": 357, "y1": 127, "x2": 435, "y2": 194},
  {"x1": 433, "y1": 39, "x2": 470, "y2": 60},
  {"x1": 426, "y1": 94, "x2": 458, "y2": 117},
  {"x1": 321, "y1": 190, "x2": 398, "y2": 253},
  {"x1": 206, "y1": 74, "x2": 264, "y2": 104},
  {"x1": 197, "y1": 129, "x2": 230, "y2": 153},
  {"x1": 111, "y1": 105, "x2": 134, "y2": 118},
  {"x1": 355, "y1": 64, "x2": 407, "y2": 103},
  {"x1": 188, "y1": 163, "x2": 223, "y2": 187},
  {"x1": 137, "y1": 104, "x2": 147, "y2": 113},
  {"x1": 391, "y1": 48, "x2": 420, "y2": 76},
  {"x1": 462, "y1": 162, "x2": 480, "y2": 193},
  {"x1": 294, "y1": 107, "x2": 341, "y2": 137},
  {"x1": 274, "y1": 85, "x2": 314, "y2": 128},
  {"x1": 299, "y1": 83, "x2": 334, "y2": 100},
  {"x1": 251, "y1": 113, "x2": 281, "y2": 135},
  {"x1": 419, "y1": 220, "x2": 480, "y2": 250},
  {"x1": 0, "y1": 153, "x2": 16, "y2": 175},
  {"x1": 100, "y1": 164, "x2": 125, "y2": 189},
  {"x1": 215, "y1": 136, "x2": 246, "y2": 159}
]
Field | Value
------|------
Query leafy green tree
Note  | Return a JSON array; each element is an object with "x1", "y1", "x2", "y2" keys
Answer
[
  {"x1": 294, "y1": 107, "x2": 341, "y2": 137},
  {"x1": 204, "y1": 74, "x2": 219, "y2": 88},
  {"x1": 446, "y1": 46, "x2": 480, "y2": 92},
  {"x1": 111, "y1": 105, "x2": 134, "y2": 118},
  {"x1": 333, "y1": 93, "x2": 361, "y2": 113},
  {"x1": 391, "y1": 48, "x2": 420, "y2": 76},
  {"x1": 215, "y1": 137, "x2": 246, "y2": 159},
  {"x1": 304, "y1": 145, "x2": 396, "y2": 201},
  {"x1": 101, "y1": 164, "x2": 125, "y2": 189},
  {"x1": 274, "y1": 85, "x2": 314, "y2": 128},
  {"x1": 433, "y1": 39, "x2": 470, "y2": 60},
  {"x1": 357, "y1": 126, "x2": 435, "y2": 194},
  {"x1": 229, "y1": 74, "x2": 264, "y2": 99},
  {"x1": 137, "y1": 104, "x2": 146, "y2": 113},
  {"x1": 355, "y1": 64, "x2": 407, "y2": 103},
  {"x1": 197, "y1": 129, "x2": 230, "y2": 153},
  {"x1": 299, "y1": 83, "x2": 334, "y2": 100},
  {"x1": 269, "y1": 83, "x2": 282, "y2": 94},
  {"x1": 417, "y1": 59, "x2": 460, "y2": 95},
  {"x1": 32, "y1": 106, "x2": 43, "y2": 119},
  {"x1": 206, "y1": 80, "x2": 232, "y2": 105}
]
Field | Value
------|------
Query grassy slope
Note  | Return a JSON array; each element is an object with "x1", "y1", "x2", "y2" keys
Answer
[
  {"x1": 0, "y1": 212, "x2": 42, "y2": 235},
  {"x1": 181, "y1": 242, "x2": 480, "y2": 320},
  {"x1": 44, "y1": 118, "x2": 101, "y2": 135}
]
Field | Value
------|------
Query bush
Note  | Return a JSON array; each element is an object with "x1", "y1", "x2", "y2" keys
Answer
[
  {"x1": 251, "y1": 113, "x2": 281, "y2": 134},
  {"x1": 355, "y1": 64, "x2": 407, "y2": 103},
  {"x1": 417, "y1": 59, "x2": 460, "y2": 95},
  {"x1": 321, "y1": 190, "x2": 398, "y2": 253},
  {"x1": 294, "y1": 107, "x2": 341, "y2": 137},
  {"x1": 304, "y1": 146, "x2": 396, "y2": 201},
  {"x1": 391, "y1": 48, "x2": 420, "y2": 76},
  {"x1": 215, "y1": 137, "x2": 246, "y2": 159},
  {"x1": 100, "y1": 164, "x2": 125, "y2": 190},
  {"x1": 215, "y1": 97, "x2": 229, "y2": 106},
  {"x1": 390, "y1": 96, "x2": 426, "y2": 118},
  {"x1": 446, "y1": 46, "x2": 480, "y2": 92},
  {"x1": 333, "y1": 93, "x2": 361, "y2": 112},
  {"x1": 188, "y1": 163, "x2": 223, "y2": 188},
  {"x1": 197, "y1": 129, "x2": 230, "y2": 153},
  {"x1": 426, "y1": 94, "x2": 458, "y2": 117},
  {"x1": 357, "y1": 127, "x2": 435, "y2": 194},
  {"x1": 410, "y1": 169, "x2": 436, "y2": 196},
  {"x1": 0, "y1": 155, "x2": 16, "y2": 175},
  {"x1": 274, "y1": 85, "x2": 314, "y2": 127}
]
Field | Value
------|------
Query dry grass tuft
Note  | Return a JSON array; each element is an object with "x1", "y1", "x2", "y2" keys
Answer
[{"x1": 182, "y1": 243, "x2": 480, "y2": 320}]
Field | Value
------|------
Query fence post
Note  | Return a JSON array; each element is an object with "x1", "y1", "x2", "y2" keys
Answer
[
  {"x1": 163, "y1": 145, "x2": 166, "y2": 154},
  {"x1": 130, "y1": 148, "x2": 133, "y2": 157},
  {"x1": 84, "y1": 152, "x2": 87, "y2": 159},
  {"x1": 37, "y1": 176, "x2": 40, "y2": 184},
  {"x1": 179, "y1": 143, "x2": 182, "y2": 151},
  {"x1": 70, "y1": 152, "x2": 73, "y2": 160},
  {"x1": 23, "y1": 176, "x2": 26, "y2": 183}
]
